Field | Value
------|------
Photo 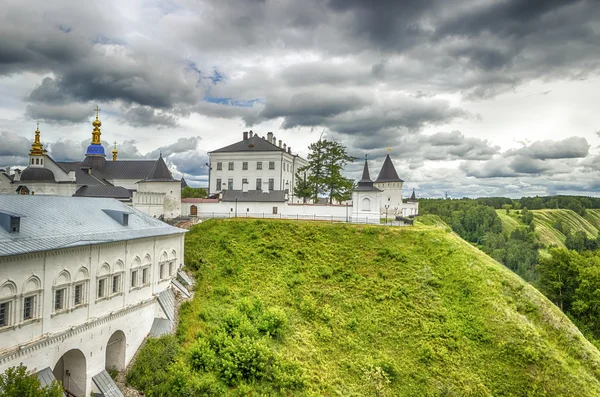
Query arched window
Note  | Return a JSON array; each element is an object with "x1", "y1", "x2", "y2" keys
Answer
[
  {"x1": 112, "y1": 260, "x2": 124, "y2": 296},
  {"x1": 97, "y1": 263, "x2": 111, "y2": 300},
  {"x1": 74, "y1": 267, "x2": 89, "y2": 307},
  {"x1": 22, "y1": 276, "x2": 42, "y2": 322},
  {"x1": 130, "y1": 256, "x2": 142, "y2": 289},
  {"x1": 159, "y1": 251, "x2": 168, "y2": 280},
  {"x1": 169, "y1": 250, "x2": 177, "y2": 276},
  {"x1": 0, "y1": 281, "x2": 17, "y2": 328},
  {"x1": 190, "y1": 205, "x2": 198, "y2": 216},
  {"x1": 53, "y1": 270, "x2": 71, "y2": 314},
  {"x1": 142, "y1": 254, "x2": 152, "y2": 286},
  {"x1": 361, "y1": 197, "x2": 371, "y2": 212},
  {"x1": 35, "y1": 158, "x2": 39, "y2": 165}
]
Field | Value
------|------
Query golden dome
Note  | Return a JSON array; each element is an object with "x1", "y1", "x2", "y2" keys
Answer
[{"x1": 93, "y1": 118, "x2": 102, "y2": 128}]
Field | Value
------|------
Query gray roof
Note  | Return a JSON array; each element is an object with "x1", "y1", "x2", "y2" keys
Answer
[
  {"x1": 375, "y1": 154, "x2": 404, "y2": 183},
  {"x1": 0, "y1": 195, "x2": 185, "y2": 257},
  {"x1": 74, "y1": 185, "x2": 132, "y2": 199},
  {"x1": 221, "y1": 189, "x2": 286, "y2": 202},
  {"x1": 210, "y1": 135, "x2": 288, "y2": 153},
  {"x1": 36, "y1": 367, "x2": 58, "y2": 388},
  {"x1": 92, "y1": 370, "x2": 124, "y2": 397},
  {"x1": 140, "y1": 156, "x2": 177, "y2": 182},
  {"x1": 354, "y1": 159, "x2": 381, "y2": 192},
  {"x1": 57, "y1": 159, "x2": 170, "y2": 182},
  {"x1": 19, "y1": 167, "x2": 56, "y2": 182},
  {"x1": 56, "y1": 161, "x2": 108, "y2": 185}
]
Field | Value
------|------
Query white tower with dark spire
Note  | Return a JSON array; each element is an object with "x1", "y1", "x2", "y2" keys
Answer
[
  {"x1": 352, "y1": 157, "x2": 382, "y2": 223},
  {"x1": 374, "y1": 154, "x2": 404, "y2": 215}
]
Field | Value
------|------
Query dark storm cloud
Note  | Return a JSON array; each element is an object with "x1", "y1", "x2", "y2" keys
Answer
[
  {"x1": 25, "y1": 103, "x2": 93, "y2": 124},
  {"x1": 119, "y1": 107, "x2": 180, "y2": 129},
  {"x1": 511, "y1": 137, "x2": 590, "y2": 160},
  {"x1": 0, "y1": 131, "x2": 31, "y2": 157}
]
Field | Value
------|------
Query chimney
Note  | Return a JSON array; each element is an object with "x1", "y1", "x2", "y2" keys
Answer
[
  {"x1": 249, "y1": 130, "x2": 253, "y2": 138},
  {"x1": 278, "y1": 140, "x2": 282, "y2": 148},
  {"x1": 262, "y1": 180, "x2": 270, "y2": 193},
  {"x1": 267, "y1": 132, "x2": 273, "y2": 143},
  {"x1": 288, "y1": 147, "x2": 291, "y2": 154},
  {"x1": 272, "y1": 135, "x2": 276, "y2": 145},
  {"x1": 243, "y1": 131, "x2": 248, "y2": 140},
  {"x1": 4, "y1": 166, "x2": 9, "y2": 175},
  {"x1": 283, "y1": 143, "x2": 287, "y2": 151},
  {"x1": 242, "y1": 181, "x2": 249, "y2": 193},
  {"x1": 13, "y1": 169, "x2": 21, "y2": 182}
]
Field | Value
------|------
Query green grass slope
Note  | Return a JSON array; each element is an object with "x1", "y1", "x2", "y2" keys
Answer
[
  {"x1": 532, "y1": 209, "x2": 599, "y2": 248},
  {"x1": 495, "y1": 210, "x2": 521, "y2": 235},
  {"x1": 138, "y1": 219, "x2": 600, "y2": 396}
]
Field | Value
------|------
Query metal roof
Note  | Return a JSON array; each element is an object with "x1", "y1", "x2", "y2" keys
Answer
[
  {"x1": 140, "y1": 156, "x2": 177, "y2": 182},
  {"x1": 375, "y1": 154, "x2": 404, "y2": 183},
  {"x1": 221, "y1": 189, "x2": 286, "y2": 202},
  {"x1": 210, "y1": 135, "x2": 288, "y2": 153},
  {"x1": 0, "y1": 195, "x2": 185, "y2": 257},
  {"x1": 355, "y1": 159, "x2": 381, "y2": 192},
  {"x1": 19, "y1": 167, "x2": 56, "y2": 182},
  {"x1": 74, "y1": 185, "x2": 133, "y2": 199},
  {"x1": 92, "y1": 370, "x2": 124, "y2": 397}
]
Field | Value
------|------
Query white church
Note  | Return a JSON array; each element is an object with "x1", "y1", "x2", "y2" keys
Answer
[
  {"x1": 0, "y1": 110, "x2": 182, "y2": 220},
  {"x1": 0, "y1": 195, "x2": 188, "y2": 396}
]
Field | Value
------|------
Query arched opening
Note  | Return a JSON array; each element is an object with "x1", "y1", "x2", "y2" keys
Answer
[
  {"x1": 105, "y1": 330, "x2": 126, "y2": 371},
  {"x1": 361, "y1": 197, "x2": 371, "y2": 212},
  {"x1": 53, "y1": 349, "x2": 86, "y2": 396},
  {"x1": 190, "y1": 205, "x2": 198, "y2": 216}
]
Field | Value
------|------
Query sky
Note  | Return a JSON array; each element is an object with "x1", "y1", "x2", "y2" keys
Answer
[{"x1": 1, "y1": 0, "x2": 600, "y2": 198}]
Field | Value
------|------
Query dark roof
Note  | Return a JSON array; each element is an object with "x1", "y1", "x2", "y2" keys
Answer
[
  {"x1": 74, "y1": 185, "x2": 133, "y2": 199},
  {"x1": 19, "y1": 167, "x2": 56, "y2": 182},
  {"x1": 1, "y1": 172, "x2": 13, "y2": 182},
  {"x1": 354, "y1": 159, "x2": 381, "y2": 192},
  {"x1": 140, "y1": 156, "x2": 176, "y2": 182},
  {"x1": 221, "y1": 189, "x2": 286, "y2": 202},
  {"x1": 375, "y1": 154, "x2": 404, "y2": 183},
  {"x1": 81, "y1": 154, "x2": 107, "y2": 170},
  {"x1": 407, "y1": 189, "x2": 417, "y2": 202},
  {"x1": 181, "y1": 177, "x2": 189, "y2": 189},
  {"x1": 57, "y1": 162, "x2": 108, "y2": 185},
  {"x1": 57, "y1": 159, "x2": 165, "y2": 182},
  {"x1": 210, "y1": 135, "x2": 287, "y2": 153}
]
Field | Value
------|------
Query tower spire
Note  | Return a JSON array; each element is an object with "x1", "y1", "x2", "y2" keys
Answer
[
  {"x1": 91, "y1": 105, "x2": 102, "y2": 144},
  {"x1": 29, "y1": 122, "x2": 47, "y2": 156},
  {"x1": 112, "y1": 141, "x2": 118, "y2": 162}
]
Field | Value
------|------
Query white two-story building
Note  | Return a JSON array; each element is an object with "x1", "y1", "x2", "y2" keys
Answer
[
  {"x1": 208, "y1": 131, "x2": 308, "y2": 204},
  {"x1": 0, "y1": 195, "x2": 187, "y2": 396}
]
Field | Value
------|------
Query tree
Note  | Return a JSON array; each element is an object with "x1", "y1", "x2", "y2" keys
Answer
[
  {"x1": 0, "y1": 364, "x2": 63, "y2": 397},
  {"x1": 294, "y1": 172, "x2": 312, "y2": 204},
  {"x1": 299, "y1": 139, "x2": 356, "y2": 204},
  {"x1": 181, "y1": 186, "x2": 208, "y2": 199}
]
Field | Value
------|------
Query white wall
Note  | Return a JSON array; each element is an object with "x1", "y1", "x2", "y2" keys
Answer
[
  {"x1": 0, "y1": 233, "x2": 184, "y2": 395},
  {"x1": 209, "y1": 148, "x2": 308, "y2": 203},
  {"x1": 0, "y1": 175, "x2": 13, "y2": 195},
  {"x1": 375, "y1": 182, "x2": 404, "y2": 214},
  {"x1": 134, "y1": 181, "x2": 181, "y2": 219}
]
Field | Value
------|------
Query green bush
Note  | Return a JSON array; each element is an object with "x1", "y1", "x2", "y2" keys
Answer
[
  {"x1": 189, "y1": 339, "x2": 216, "y2": 372},
  {"x1": 257, "y1": 308, "x2": 288, "y2": 339},
  {"x1": 0, "y1": 364, "x2": 63, "y2": 397},
  {"x1": 126, "y1": 335, "x2": 180, "y2": 393}
]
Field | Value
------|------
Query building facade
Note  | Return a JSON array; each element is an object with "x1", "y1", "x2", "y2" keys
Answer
[
  {"x1": 1, "y1": 113, "x2": 182, "y2": 219},
  {"x1": 0, "y1": 196, "x2": 186, "y2": 396},
  {"x1": 208, "y1": 131, "x2": 308, "y2": 203}
]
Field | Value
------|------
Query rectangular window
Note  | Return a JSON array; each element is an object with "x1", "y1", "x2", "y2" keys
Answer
[
  {"x1": 242, "y1": 162, "x2": 248, "y2": 170},
  {"x1": 256, "y1": 178, "x2": 262, "y2": 190},
  {"x1": 142, "y1": 267, "x2": 149, "y2": 285},
  {"x1": 228, "y1": 179, "x2": 233, "y2": 190},
  {"x1": 0, "y1": 302, "x2": 9, "y2": 327},
  {"x1": 169, "y1": 261, "x2": 174, "y2": 276},
  {"x1": 273, "y1": 206, "x2": 278, "y2": 215},
  {"x1": 112, "y1": 274, "x2": 122, "y2": 294},
  {"x1": 74, "y1": 284, "x2": 83, "y2": 306},
  {"x1": 23, "y1": 296, "x2": 34, "y2": 320},
  {"x1": 54, "y1": 288, "x2": 65, "y2": 311},
  {"x1": 98, "y1": 278, "x2": 106, "y2": 299},
  {"x1": 269, "y1": 161, "x2": 275, "y2": 170},
  {"x1": 228, "y1": 162, "x2": 234, "y2": 170},
  {"x1": 131, "y1": 270, "x2": 139, "y2": 288},
  {"x1": 242, "y1": 178, "x2": 248, "y2": 185},
  {"x1": 257, "y1": 161, "x2": 262, "y2": 170},
  {"x1": 216, "y1": 178, "x2": 222, "y2": 191},
  {"x1": 160, "y1": 263, "x2": 166, "y2": 279},
  {"x1": 269, "y1": 178, "x2": 274, "y2": 191},
  {"x1": 216, "y1": 162, "x2": 222, "y2": 170}
]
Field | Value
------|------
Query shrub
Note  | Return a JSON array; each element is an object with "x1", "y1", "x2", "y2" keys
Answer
[
  {"x1": 257, "y1": 308, "x2": 288, "y2": 339},
  {"x1": 219, "y1": 335, "x2": 273, "y2": 385},
  {"x1": 189, "y1": 339, "x2": 217, "y2": 372},
  {"x1": 0, "y1": 364, "x2": 63, "y2": 397},
  {"x1": 126, "y1": 335, "x2": 180, "y2": 393}
]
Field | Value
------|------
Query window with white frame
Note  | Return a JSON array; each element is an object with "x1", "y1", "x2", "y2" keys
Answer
[
  {"x1": 22, "y1": 276, "x2": 42, "y2": 321},
  {"x1": 73, "y1": 267, "x2": 89, "y2": 308},
  {"x1": 142, "y1": 267, "x2": 150, "y2": 285},
  {"x1": 257, "y1": 161, "x2": 263, "y2": 170},
  {"x1": 169, "y1": 261, "x2": 174, "y2": 276},
  {"x1": 112, "y1": 274, "x2": 122, "y2": 294},
  {"x1": 160, "y1": 263, "x2": 166, "y2": 279},
  {"x1": 228, "y1": 162, "x2": 234, "y2": 170},
  {"x1": 53, "y1": 271, "x2": 71, "y2": 314},
  {"x1": 0, "y1": 300, "x2": 12, "y2": 328},
  {"x1": 97, "y1": 277, "x2": 107, "y2": 299},
  {"x1": 131, "y1": 269, "x2": 139, "y2": 288},
  {"x1": 242, "y1": 161, "x2": 248, "y2": 170},
  {"x1": 269, "y1": 161, "x2": 275, "y2": 170},
  {"x1": 216, "y1": 162, "x2": 222, "y2": 170}
]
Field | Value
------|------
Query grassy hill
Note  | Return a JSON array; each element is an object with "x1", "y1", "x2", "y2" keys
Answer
[{"x1": 129, "y1": 218, "x2": 600, "y2": 396}]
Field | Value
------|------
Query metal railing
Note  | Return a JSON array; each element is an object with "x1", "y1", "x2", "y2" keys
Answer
[{"x1": 188, "y1": 212, "x2": 411, "y2": 226}]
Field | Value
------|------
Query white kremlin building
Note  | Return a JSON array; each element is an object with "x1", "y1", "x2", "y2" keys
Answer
[
  {"x1": 0, "y1": 195, "x2": 188, "y2": 396},
  {"x1": 0, "y1": 110, "x2": 182, "y2": 220}
]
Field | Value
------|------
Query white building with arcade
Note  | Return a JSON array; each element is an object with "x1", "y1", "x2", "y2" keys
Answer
[{"x1": 0, "y1": 195, "x2": 187, "y2": 396}]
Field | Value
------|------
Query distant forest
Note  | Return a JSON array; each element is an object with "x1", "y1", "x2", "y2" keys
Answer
[{"x1": 421, "y1": 195, "x2": 600, "y2": 346}]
